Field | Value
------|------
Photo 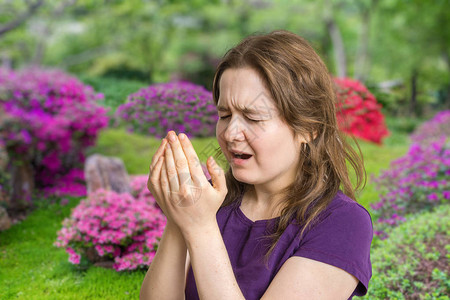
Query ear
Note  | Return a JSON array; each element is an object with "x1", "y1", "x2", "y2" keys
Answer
[{"x1": 294, "y1": 131, "x2": 316, "y2": 143}]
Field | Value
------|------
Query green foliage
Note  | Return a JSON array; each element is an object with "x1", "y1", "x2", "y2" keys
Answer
[
  {"x1": 384, "y1": 114, "x2": 427, "y2": 135},
  {"x1": 355, "y1": 204, "x2": 450, "y2": 299},
  {"x1": 78, "y1": 75, "x2": 147, "y2": 112}
]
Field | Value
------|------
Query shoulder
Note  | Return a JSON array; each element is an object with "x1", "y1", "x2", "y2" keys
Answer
[
  {"x1": 291, "y1": 190, "x2": 373, "y2": 296},
  {"x1": 298, "y1": 191, "x2": 374, "y2": 251},
  {"x1": 312, "y1": 190, "x2": 373, "y2": 234}
]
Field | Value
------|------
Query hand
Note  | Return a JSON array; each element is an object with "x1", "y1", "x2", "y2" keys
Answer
[
  {"x1": 147, "y1": 134, "x2": 176, "y2": 225},
  {"x1": 159, "y1": 131, "x2": 227, "y2": 239}
]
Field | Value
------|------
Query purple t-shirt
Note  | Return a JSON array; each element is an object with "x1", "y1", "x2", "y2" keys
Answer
[{"x1": 185, "y1": 186, "x2": 373, "y2": 300}]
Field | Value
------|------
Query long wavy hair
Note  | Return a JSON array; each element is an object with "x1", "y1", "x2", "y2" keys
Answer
[{"x1": 211, "y1": 29, "x2": 366, "y2": 266}]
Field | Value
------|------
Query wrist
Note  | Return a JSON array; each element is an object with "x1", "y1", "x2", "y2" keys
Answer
[
  {"x1": 182, "y1": 221, "x2": 220, "y2": 249},
  {"x1": 163, "y1": 221, "x2": 185, "y2": 242}
]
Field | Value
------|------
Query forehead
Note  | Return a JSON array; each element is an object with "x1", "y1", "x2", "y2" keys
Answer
[{"x1": 217, "y1": 68, "x2": 277, "y2": 113}]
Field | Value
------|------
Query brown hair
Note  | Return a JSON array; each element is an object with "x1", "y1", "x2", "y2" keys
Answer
[{"x1": 211, "y1": 30, "x2": 366, "y2": 266}]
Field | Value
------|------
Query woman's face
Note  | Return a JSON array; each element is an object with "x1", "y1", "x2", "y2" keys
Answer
[{"x1": 216, "y1": 67, "x2": 306, "y2": 189}]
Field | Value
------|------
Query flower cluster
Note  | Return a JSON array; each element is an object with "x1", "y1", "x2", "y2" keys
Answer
[
  {"x1": 40, "y1": 168, "x2": 87, "y2": 198},
  {"x1": 54, "y1": 175, "x2": 166, "y2": 271},
  {"x1": 115, "y1": 81, "x2": 218, "y2": 138},
  {"x1": 370, "y1": 129, "x2": 449, "y2": 240},
  {"x1": 334, "y1": 78, "x2": 389, "y2": 144},
  {"x1": 410, "y1": 110, "x2": 450, "y2": 146},
  {"x1": 0, "y1": 67, "x2": 109, "y2": 192}
]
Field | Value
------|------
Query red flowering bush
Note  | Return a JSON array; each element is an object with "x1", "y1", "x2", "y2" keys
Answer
[
  {"x1": 0, "y1": 67, "x2": 109, "y2": 196},
  {"x1": 334, "y1": 78, "x2": 389, "y2": 144},
  {"x1": 55, "y1": 175, "x2": 166, "y2": 271}
]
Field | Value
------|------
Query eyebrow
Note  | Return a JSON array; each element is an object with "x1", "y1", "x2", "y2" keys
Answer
[{"x1": 217, "y1": 104, "x2": 260, "y2": 114}]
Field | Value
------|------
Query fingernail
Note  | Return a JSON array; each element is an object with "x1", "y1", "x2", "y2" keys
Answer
[
  {"x1": 166, "y1": 143, "x2": 171, "y2": 149},
  {"x1": 169, "y1": 133, "x2": 176, "y2": 142},
  {"x1": 179, "y1": 133, "x2": 185, "y2": 140}
]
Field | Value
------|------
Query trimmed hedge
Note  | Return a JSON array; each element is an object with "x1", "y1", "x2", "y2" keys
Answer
[{"x1": 357, "y1": 204, "x2": 450, "y2": 299}]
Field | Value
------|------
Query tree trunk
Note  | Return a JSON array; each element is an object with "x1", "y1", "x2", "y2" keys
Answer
[
  {"x1": 354, "y1": 11, "x2": 370, "y2": 81},
  {"x1": 8, "y1": 159, "x2": 35, "y2": 212},
  {"x1": 0, "y1": 0, "x2": 45, "y2": 37},
  {"x1": 443, "y1": 52, "x2": 450, "y2": 109},
  {"x1": 324, "y1": 0, "x2": 347, "y2": 78},
  {"x1": 354, "y1": 0, "x2": 379, "y2": 82}
]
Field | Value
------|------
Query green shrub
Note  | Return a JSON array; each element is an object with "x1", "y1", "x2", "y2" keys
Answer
[
  {"x1": 78, "y1": 75, "x2": 147, "y2": 112},
  {"x1": 356, "y1": 204, "x2": 450, "y2": 299}
]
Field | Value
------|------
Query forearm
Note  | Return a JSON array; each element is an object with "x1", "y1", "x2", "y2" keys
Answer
[
  {"x1": 140, "y1": 223, "x2": 187, "y2": 300},
  {"x1": 185, "y1": 223, "x2": 245, "y2": 300}
]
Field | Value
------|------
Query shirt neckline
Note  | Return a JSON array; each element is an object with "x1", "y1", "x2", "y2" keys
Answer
[{"x1": 234, "y1": 191, "x2": 281, "y2": 227}]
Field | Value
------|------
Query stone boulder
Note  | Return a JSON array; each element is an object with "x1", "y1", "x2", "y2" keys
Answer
[{"x1": 84, "y1": 154, "x2": 131, "y2": 195}]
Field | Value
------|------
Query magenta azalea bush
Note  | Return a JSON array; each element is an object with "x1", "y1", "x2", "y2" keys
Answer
[
  {"x1": 0, "y1": 67, "x2": 109, "y2": 196},
  {"x1": 411, "y1": 110, "x2": 450, "y2": 146},
  {"x1": 55, "y1": 175, "x2": 166, "y2": 271},
  {"x1": 334, "y1": 78, "x2": 389, "y2": 144},
  {"x1": 40, "y1": 168, "x2": 87, "y2": 198},
  {"x1": 115, "y1": 81, "x2": 218, "y2": 138},
  {"x1": 370, "y1": 116, "x2": 450, "y2": 240}
]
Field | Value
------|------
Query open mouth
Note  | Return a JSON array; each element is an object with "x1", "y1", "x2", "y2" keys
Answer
[{"x1": 232, "y1": 153, "x2": 253, "y2": 160}]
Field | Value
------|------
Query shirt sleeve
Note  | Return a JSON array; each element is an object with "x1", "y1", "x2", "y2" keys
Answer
[{"x1": 292, "y1": 202, "x2": 373, "y2": 297}]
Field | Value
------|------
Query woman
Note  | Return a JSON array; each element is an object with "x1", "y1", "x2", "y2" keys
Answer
[{"x1": 141, "y1": 29, "x2": 373, "y2": 300}]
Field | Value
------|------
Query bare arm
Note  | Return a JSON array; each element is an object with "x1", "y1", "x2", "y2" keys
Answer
[
  {"x1": 185, "y1": 224, "x2": 245, "y2": 300},
  {"x1": 140, "y1": 222, "x2": 187, "y2": 300},
  {"x1": 141, "y1": 135, "x2": 188, "y2": 299}
]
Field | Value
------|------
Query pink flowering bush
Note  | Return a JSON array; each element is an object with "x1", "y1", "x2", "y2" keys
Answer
[
  {"x1": 411, "y1": 110, "x2": 450, "y2": 146},
  {"x1": 55, "y1": 175, "x2": 166, "y2": 271},
  {"x1": 40, "y1": 168, "x2": 87, "y2": 198},
  {"x1": 370, "y1": 121, "x2": 449, "y2": 240},
  {"x1": 334, "y1": 78, "x2": 389, "y2": 144},
  {"x1": 115, "y1": 81, "x2": 218, "y2": 139},
  {"x1": 0, "y1": 67, "x2": 109, "y2": 196}
]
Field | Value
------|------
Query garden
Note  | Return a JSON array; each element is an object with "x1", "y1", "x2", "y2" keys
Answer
[{"x1": 0, "y1": 1, "x2": 449, "y2": 299}]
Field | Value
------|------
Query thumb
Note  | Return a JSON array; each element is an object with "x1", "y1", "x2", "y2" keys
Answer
[{"x1": 207, "y1": 156, "x2": 227, "y2": 192}]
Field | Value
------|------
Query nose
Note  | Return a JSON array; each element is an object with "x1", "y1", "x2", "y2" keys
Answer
[{"x1": 219, "y1": 115, "x2": 247, "y2": 142}]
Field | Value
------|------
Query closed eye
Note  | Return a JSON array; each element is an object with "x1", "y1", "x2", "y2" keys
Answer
[{"x1": 219, "y1": 115, "x2": 261, "y2": 122}]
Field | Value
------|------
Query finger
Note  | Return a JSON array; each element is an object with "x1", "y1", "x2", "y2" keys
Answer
[
  {"x1": 178, "y1": 132, "x2": 208, "y2": 186},
  {"x1": 150, "y1": 138, "x2": 168, "y2": 173},
  {"x1": 164, "y1": 141, "x2": 180, "y2": 193},
  {"x1": 148, "y1": 155, "x2": 165, "y2": 197},
  {"x1": 167, "y1": 131, "x2": 193, "y2": 188},
  {"x1": 160, "y1": 159, "x2": 171, "y2": 206}
]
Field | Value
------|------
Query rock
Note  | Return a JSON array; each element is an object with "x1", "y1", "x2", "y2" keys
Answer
[
  {"x1": 0, "y1": 206, "x2": 11, "y2": 231},
  {"x1": 84, "y1": 154, "x2": 131, "y2": 195}
]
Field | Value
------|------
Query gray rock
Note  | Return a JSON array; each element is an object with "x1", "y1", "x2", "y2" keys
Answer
[{"x1": 84, "y1": 154, "x2": 131, "y2": 195}]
